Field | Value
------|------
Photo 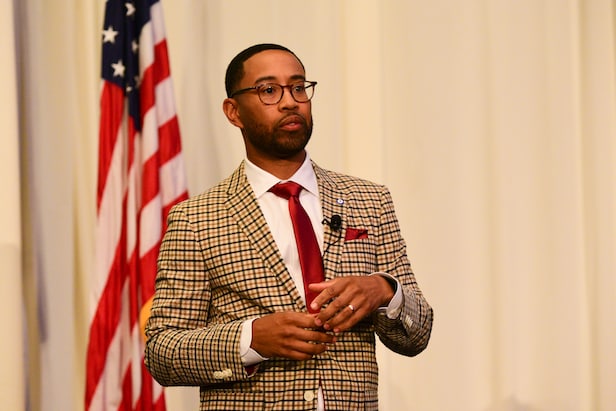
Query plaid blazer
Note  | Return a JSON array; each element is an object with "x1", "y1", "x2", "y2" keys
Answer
[{"x1": 145, "y1": 161, "x2": 433, "y2": 411}]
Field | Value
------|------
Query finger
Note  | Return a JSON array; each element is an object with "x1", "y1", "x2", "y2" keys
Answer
[
  {"x1": 308, "y1": 279, "x2": 339, "y2": 311},
  {"x1": 280, "y1": 311, "x2": 333, "y2": 331},
  {"x1": 330, "y1": 305, "x2": 362, "y2": 333},
  {"x1": 314, "y1": 296, "x2": 354, "y2": 329},
  {"x1": 307, "y1": 280, "x2": 331, "y2": 293},
  {"x1": 281, "y1": 341, "x2": 329, "y2": 360},
  {"x1": 324, "y1": 303, "x2": 358, "y2": 332},
  {"x1": 291, "y1": 312, "x2": 328, "y2": 329},
  {"x1": 278, "y1": 331, "x2": 336, "y2": 359},
  {"x1": 291, "y1": 326, "x2": 337, "y2": 347}
]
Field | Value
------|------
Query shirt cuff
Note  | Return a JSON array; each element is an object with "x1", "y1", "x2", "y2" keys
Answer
[
  {"x1": 370, "y1": 272, "x2": 403, "y2": 319},
  {"x1": 240, "y1": 319, "x2": 269, "y2": 366}
]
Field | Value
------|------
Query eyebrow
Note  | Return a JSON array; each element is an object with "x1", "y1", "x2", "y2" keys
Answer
[{"x1": 253, "y1": 74, "x2": 306, "y2": 85}]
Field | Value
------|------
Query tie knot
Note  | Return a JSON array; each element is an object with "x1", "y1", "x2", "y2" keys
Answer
[{"x1": 269, "y1": 181, "x2": 303, "y2": 200}]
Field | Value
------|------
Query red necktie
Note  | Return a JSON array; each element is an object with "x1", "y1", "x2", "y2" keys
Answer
[{"x1": 269, "y1": 182, "x2": 324, "y2": 312}]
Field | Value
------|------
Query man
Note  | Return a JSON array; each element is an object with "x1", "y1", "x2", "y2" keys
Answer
[{"x1": 145, "y1": 43, "x2": 433, "y2": 410}]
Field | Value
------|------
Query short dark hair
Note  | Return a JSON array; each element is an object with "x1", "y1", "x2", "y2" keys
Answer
[{"x1": 224, "y1": 43, "x2": 305, "y2": 97}]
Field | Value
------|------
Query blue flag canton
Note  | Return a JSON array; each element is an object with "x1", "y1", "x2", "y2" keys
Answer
[{"x1": 101, "y1": 0, "x2": 159, "y2": 129}]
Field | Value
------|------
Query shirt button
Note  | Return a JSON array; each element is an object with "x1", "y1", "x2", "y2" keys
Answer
[{"x1": 304, "y1": 390, "x2": 316, "y2": 402}]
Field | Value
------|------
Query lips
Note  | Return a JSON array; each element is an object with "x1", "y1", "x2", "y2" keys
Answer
[{"x1": 278, "y1": 114, "x2": 305, "y2": 130}]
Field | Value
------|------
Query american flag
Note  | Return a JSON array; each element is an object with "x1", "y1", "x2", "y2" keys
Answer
[{"x1": 85, "y1": 0, "x2": 188, "y2": 410}]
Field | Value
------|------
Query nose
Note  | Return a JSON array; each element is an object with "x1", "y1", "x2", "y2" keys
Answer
[{"x1": 278, "y1": 85, "x2": 299, "y2": 109}]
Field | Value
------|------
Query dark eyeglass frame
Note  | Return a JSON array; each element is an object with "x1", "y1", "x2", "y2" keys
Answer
[{"x1": 230, "y1": 81, "x2": 317, "y2": 105}]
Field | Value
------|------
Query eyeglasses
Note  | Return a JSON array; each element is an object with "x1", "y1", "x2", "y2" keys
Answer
[{"x1": 230, "y1": 81, "x2": 317, "y2": 105}]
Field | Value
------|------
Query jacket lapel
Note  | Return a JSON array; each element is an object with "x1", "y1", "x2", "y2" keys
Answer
[
  {"x1": 225, "y1": 162, "x2": 304, "y2": 310},
  {"x1": 313, "y1": 163, "x2": 346, "y2": 281}
]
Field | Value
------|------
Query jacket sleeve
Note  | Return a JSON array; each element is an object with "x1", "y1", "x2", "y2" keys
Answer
[
  {"x1": 144, "y1": 203, "x2": 251, "y2": 387},
  {"x1": 372, "y1": 187, "x2": 433, "y2": 356}
]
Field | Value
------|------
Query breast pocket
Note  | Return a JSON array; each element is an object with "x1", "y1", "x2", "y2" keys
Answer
[{"x1": 340, "y1": 234, "x2": 377, "y2": 276}]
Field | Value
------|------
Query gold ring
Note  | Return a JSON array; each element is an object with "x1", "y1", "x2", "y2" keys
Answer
[{"x1": 348, "y1": 304, "x2": 355, "y2": 312}]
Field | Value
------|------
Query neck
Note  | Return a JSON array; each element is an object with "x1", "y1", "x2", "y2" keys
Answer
[{"x1": 247, "y1": 151, "x2": 306, "y2": 180}]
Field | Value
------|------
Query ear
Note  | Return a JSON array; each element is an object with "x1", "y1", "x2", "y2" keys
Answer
[{"x1": 222, "y1": 98, "x2": 243, "y2": 129}]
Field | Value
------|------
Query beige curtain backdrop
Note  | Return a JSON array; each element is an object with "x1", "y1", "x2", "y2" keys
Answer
[
  {"x1": 0, "y1": 0, "x2": 25, "y2": 410},
  {"x1": 4, "y1": 0, "x2": 614, "y2": 410}
]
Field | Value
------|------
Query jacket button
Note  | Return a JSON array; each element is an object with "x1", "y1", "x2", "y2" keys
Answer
[
  {"x1": 303, "y1": 390, "x2": 316, "y2": 402},
  {"x1": 213, "y1": 369, "x2": 232, "y2": 379}
]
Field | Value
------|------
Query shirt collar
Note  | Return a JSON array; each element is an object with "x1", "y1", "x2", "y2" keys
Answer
[{"x1": 244, "y1": 152, "x2": 319, "y2": 199}]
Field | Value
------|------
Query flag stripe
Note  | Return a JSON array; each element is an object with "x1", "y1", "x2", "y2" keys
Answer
[
  {"x1": 160, "y1": 154, "x2": 189, "y2": 205},
  {"x1": 149, "y1": 2, "x2": 167, "y2": 44},
  {"x1": 92, "y1": 115, "x2": 127, "y2": 317},
  {"x1": 154, "y1": 78, "x2": 179, "y2": 132},
  {"x1": 158, "y1": 116, "x2": 183, "y2": 161},
  {"x1": 139, "y1": 196, "x2": 162, "y2": 258},
  {"x1": 88, "y1": 275, "x2": 131, "y2": 411},
  {"x1": 96, "y1": 84, "x2": 125, "y2": 211},
  {"x1": 139, "y1": 245, "x2": 160, "y2": 300},
  {"x1": 153, "y1": 41, "x2": 171, "y2": 88}
]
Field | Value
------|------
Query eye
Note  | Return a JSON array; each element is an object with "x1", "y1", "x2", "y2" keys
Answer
[
  {"x1": 293, "y1": 83, "x2": 307, "y2": 93},
  {"x1": 260, "y1": 84, "x2": 277, "y2": 95}
]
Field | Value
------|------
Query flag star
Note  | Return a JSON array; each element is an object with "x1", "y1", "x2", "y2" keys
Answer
[
  {"x1": 126, "y1": 3, "x2": 136, "y2": 16},
  {"x1": 111, "y1": 60, "x2": 126, "y2": 77},
  {"x1": 102, "y1": 26, "x2": 119, "y2": 43}
]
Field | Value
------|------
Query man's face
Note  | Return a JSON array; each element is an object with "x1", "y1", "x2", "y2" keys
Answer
[{"x1": 230, "y1": 50, "x2": 313, "y2": 163}]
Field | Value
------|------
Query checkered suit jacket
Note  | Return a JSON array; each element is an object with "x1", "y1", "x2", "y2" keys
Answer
[{"x1": 145, "y1": 161, "x2": 433, "y2": 410}]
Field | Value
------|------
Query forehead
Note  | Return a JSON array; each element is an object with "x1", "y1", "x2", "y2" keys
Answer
[{"x1": 242, "y1": 50, "x2": 306, "y2": 84}]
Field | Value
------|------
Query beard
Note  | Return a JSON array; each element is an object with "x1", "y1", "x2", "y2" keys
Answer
[{"x1": 242, "y1": 114, "x2": 314, "y2": 159}]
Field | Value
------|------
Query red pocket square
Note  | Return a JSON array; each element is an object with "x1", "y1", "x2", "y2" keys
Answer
[{"x1": 345, "y1": 227, "x2": 368, "y2": 241}]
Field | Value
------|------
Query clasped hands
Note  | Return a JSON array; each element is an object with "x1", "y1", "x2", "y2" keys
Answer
[{"x1": 250, "y1": 275, "x2": 394, "y2": 360}]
